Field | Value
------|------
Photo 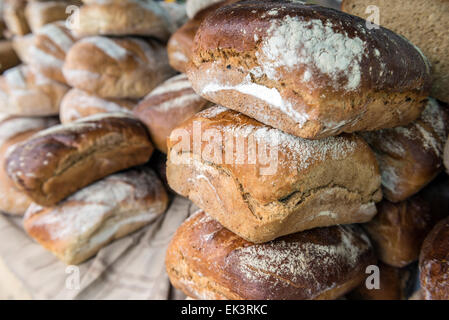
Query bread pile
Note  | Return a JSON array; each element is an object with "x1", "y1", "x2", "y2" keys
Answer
[
  {"x1": 161, "y1": 0, "x2": 449, "y2": 300},
  {"x1": 0, "y1": 0, "x2": 194, "y2": 265}
]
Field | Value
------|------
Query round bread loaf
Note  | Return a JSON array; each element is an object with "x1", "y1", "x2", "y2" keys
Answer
[
  {"x1": 188, "y1": 0, "x2": 431, "y2": 139},
  {"x1": 419, "y1": 216, "x2": 449, "y2": 300},
  {"x1": 24, "y1": 166, "x2": 168, "y2": 265},
  {"x1": 133, "y1": 74, "x2": 212, "y2": 153},
  {"x1": 63, "y1": 36, "x2": 175, "y2": 99},
  {"x1": 0, "y1": 65, "x2": 70, "y2": 116},
  {"x1": 0, "y1": 116, "x2": 59, "y2": 215},
  {"x1": 166, "y1": 210, "x2": 376, "y2": 300},
  {"x1": 72, "y1": 0, "x2": 172, "y2": 40},
  {"x1": 60, "y1": 88, "x2": 136, "y2": 124}
]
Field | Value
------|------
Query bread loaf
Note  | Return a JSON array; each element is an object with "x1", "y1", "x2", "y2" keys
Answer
[
  {"x1": 0, "y1": 116, "x2": 58, "y2": 215},
  {"x1": 167, "y1": 106, "x2": 382, "y2": 243},
  {"x1": 188, "y1": 0, "x2": 431, "y2": 139},
  {"x1": 341, "y1": 0, "x2": 449, "y2": 103},
  {"x1": 72, "y1": 0, "x2": 172, "y2": 40},
  {"x1": 25, "y1": 1, "x2": 82, "y2": 33},
  {"x1": 11, "y1": 33, "x2": 35, "y2": 64},
  {"x1": 24, "y1": 166, "x2": 168, "y2": 265},
  {"x1": 5, "y1": 113, "x2": 154, "y2": 206},
  {"x1": 166, "y1": 210, "x2": 376, "y2": 300},
  {"x1": 63, "y1": 36, "x2": 175, "y2": 99},
  {"x1": 361, "y1": 98, "x2": 449, "y2": 203},
  {"x1": 419, "y1": 217, "x2": 449, "y2": 300},
  {"x1": 0, "y1": 65, "x2": 70, "y2": 116},
  {"x1": 60, "y1": 88, "x2": 135, "y2": 124},
  {"x1": 3, "y1": 0, "x2": 30, "y2": 36},
  {"x1": 28, "y1": 21, "x2": 77, "y2": 84},
  {"x1": 363, "y1": 195, "x2": 443, "y2": 268},
  {"x1": 0, "y1": 40, "x2": 20, "y2": 73},
  {"x1": 133, "y1": 74, "x2": 212, "y2": 153}
]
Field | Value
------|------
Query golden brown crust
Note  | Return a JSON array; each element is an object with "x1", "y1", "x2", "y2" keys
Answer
[
  {"x1": 167, "y1": 106, "x2": 381, "y2": 243},
  {"x1": 25, "y1": 1, "x2": 82, "y2": 33},
  {"x1": 24, "y1": 166, "x2": 168, "y2": 265},
  {"x1": 5, "y1": 114, "x2": 154, "y2": 206},
  {"x1": 362, "y1": 98, "x2": 449, "y2": 203},
  {"x1": 3, "y1": 0, "x2": 31, "y2": 36},
  {"x1": 188, "y1": 0, "x2": 431, "y2": 139},
  {"x1": 419, "y1": 217, "x2": 449, "y2": 300},
  {"x1": 166, "y1": 210, "x2": 376, "y2": 300},
  {"x1": 133, "y1": 74, "x2": 212, "y2": 153},
  {"x1": 63, "y1": 36, "x2": 175, "y2": 99}
]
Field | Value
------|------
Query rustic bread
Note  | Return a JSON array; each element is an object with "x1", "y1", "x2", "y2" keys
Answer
[
  {"x1": 28, "y1": 21, "x2": 77, "y2": 84},
  {"x1": 60, "y1": 88, "x2": 136, "y2": 124},
  {"x1": 342, "y1": 0, "x2": 449, "y2": 103},
  {"x1": 133, "y1": 74, "x2": 212, "y2": 153},
  {"x1": 24, "y1": 166, "x2": 168, "y2": 265},
  {"x1": 0, "y1": 65, "x2": 70, "y2": 116},
  {"x1": 419, "y1": 216, "x2": 449, "y2": 300},
  {"x1": 25, "y1": 1, "x2": 82, "y2": 33},
  {"x1": 363, "y1": 195, "x2": 444, "y2": 268},
  {"x1": 188, "y1": 0, "x2": 431, "y2": 139},
  {"x1": 11, "y1": 34, "x2": 34, "y2": 64},
  {"x1": 63, "y1": 36, "x2": 175, "y2": 99},
  {"x1": 167, "y1": 106, "x2": 382, "y2": 243},
  {"x1": 166, "y1": 210, "x2": 376, "y2": 300},
  {"x1": 0, "y1": 116, "x2": 58, "y2": 215},
  {"x1": 5, "y1": 113, "x2": 154, "y2": 206},
  {"x1": 72, "y1": 0, "x2": 172, "y2": 40},
  {"x1": 3, "y1": 0, "x2": 31, "y2": 36},
  {"x1": 0, "y1": 40, "x2": 20, "y2": 73},
  {"x1": 361, "y1": 98, "x2": 449, "y2": 203}
]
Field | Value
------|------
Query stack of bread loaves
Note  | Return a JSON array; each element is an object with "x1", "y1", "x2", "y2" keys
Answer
[
  {"x1": 162, "y1": 0, "x2": 449, "y2": 300},
  {"x1": 0, "y1": 0, "x2": 191, "y2": 265}
]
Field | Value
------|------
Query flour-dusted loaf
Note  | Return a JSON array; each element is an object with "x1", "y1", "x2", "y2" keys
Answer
[
  {"x1": 188, "y1": 0, "x2": 431, "y2": 139},
  {"x1": 363, "y1": 194, "x2": 444, "y2": 268},
  {"x1": 166, "y1": 210, "x2": 376, "y2": 300},
  {"x1": 72, "y1": 0, "x2": 172, "y2": 40},
  {"x1": 419, "y1": 216, "x2": 449, "y2": 300},
  {"x1": 5, "y1": 113, "x2": 154, "y2": 206},
  {"x1": 24, "y1": 166, "x2": 168, "y2": 265},
  {"x1": 25, "y1": 1, "x2": 82, "y2": 33},
  {"x1": 167, "y1": 106, "x2": 382, "y2": 243},
  {"x1": 0, "y1": 65, "x2": 70, "y2": 116},
  {"x1": 361, "y1": 98, "x2": 449, "y2": 203},
  {"x1": 134, "y1": 74, "x2": 212, "y2": 153},
  {"x1": 0, "y1": 116, "x2": 58, "y2": 215},
  {"x1": 28, "y1": 21, "x2": 77, "y2": 84},
  {"x1": 11, "y1": 33, "x2": 35, "y2": 64},
  {"x1": 3, "y1": 0, "x2": 30, "y2": 36},
  {"x1": 60, "y1": 88, "x2": 136, "y2": 124},
  {"x1": 0, "y1": 41, "x2": 20, "y2": 73},
  {"x1": 342, "y1": 0, "x2": 449, "y2": 103},
  {"x1": 63, "y1": 36, "x2": 175, "y2": 99}
]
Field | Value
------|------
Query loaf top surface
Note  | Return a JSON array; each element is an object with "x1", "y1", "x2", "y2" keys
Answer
[
  {"x1": 168, "y1": 210, "x2": 374, "y2": 300},
  {"x1": 191, "y1": 0, "x2": 431, "y2": 95},
  {"x1": 168, "y1": 106, "x2": 380, "y2": 204}
]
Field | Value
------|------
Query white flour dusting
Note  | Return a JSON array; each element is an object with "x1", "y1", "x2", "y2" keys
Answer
[{"x1": 81, "y1": 37, "x2": 128, "y2": 60}]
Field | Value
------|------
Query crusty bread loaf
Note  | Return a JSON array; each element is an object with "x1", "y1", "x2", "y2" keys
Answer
[
  {"x1": 186, "y1": 0, "x2": 223, "y2": 18},
  {"x1": 11, "y1": 33, "x2": 35, "y2": 64},
  {"x1": 25, "y1": 1, "x2": 82, "y2": 33},
  {"x1": 362, "y1": 98, "x2": 449, "y2": 203},
  {"x1": 363, "y1": 195, "x2": 443, "y2": 268},
  {"x1": 3, "y1": 0, "x2": 30, "y2": 36},
  {"x1": 72, "y1": 0, "x2": 172, "y2": 40},
  {"x1": 167, "y1": 106, "x2": 382, "y2": 243},
  {"x1": 24, "y1": 166, "x2": 168, "y2": 265},
  {"x1": 419, "y1": 216, "x2": 449, "y2": 300},
  {"x1": 60, "y1": 88, "x2": 136, "y2": 124},
  {"x1": 341, "y1": 0, "x2": 449, "y2": 103},
  {"x1": 0, "y1": 116, "x2": 58, "y2": 215},
  {"x1": 133, "y1": 74, "x2": 212, "y2": 153},
  {"x1": 5, "y1": 113, "x2": 154, "y2": 206},
  {"x1": 28, "y1": 21, "x2": 77, "y2": 84},
  {"x1": 166, "y1": 210, "x2": 376, "y2": 300},
  {"x1": 0, "y1": 65, "x2": 70, "y2": 116},
  {"x1": 63, "y1": 36, "x2": 175, "y2": 99},
  {"x1": 188, "y1": 0, "x2": 431, "y2": 139},
  {"x1": 0, "y1": 40, "x2": 20, "y2": 73}
]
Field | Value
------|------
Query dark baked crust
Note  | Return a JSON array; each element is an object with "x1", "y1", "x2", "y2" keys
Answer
[
  {"x1": 188, "y1": 0, "x2": 431, "y2": 139},
  {"x1": 5, "y1": 114, "x2": 154, "y2": 206},
  {"x1": 166, "y1": 210, "x2": 376, "y2": 300},
  {"x1": 419, "y1": 216, "x2": 449, "y2": 300}
]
